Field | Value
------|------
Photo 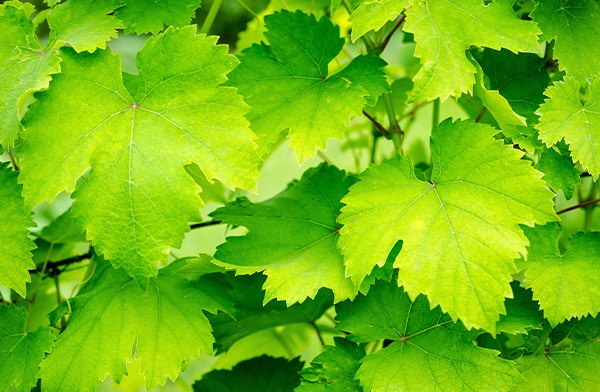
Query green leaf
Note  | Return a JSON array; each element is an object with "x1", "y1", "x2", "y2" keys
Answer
[
  {"x1": 39, "y1": 259, "x2": 232, "y2": 391},
  {"x1": 471, "y1": 54, "x2": 527, "y2": 128},
  {"x1": 193, "y1": 355, "x2": 302, "y2": 392},
  {"x1": 349, "y1": 0, "x2": 408, "y2": 42},
  {"x1": 336, "y1": 280, "x2": 523, "y2": 391},
  {"x1": 212, "y1": 164, "x2": 356, "y2": 304},
  {"x1": 0, "y1": 163, "x2": 36, "y2": 297},
  {"x1": 0, "y1": 305, "x2": 55, "y2": 392},
  {"x1": 116, "y1": 0, "x2": 201, "y2": 35},
  {"x1": 297, "y1": 337, "x2": 365, "y2": 392},
  {"x1": 536, "y1": 76, "x2": 600, "y2": 178},
  {"x1": 209, "y1": 274, "x2": 333, "y2": 352},
  {"x1": 518, "y1": 224, "x2": 600, "y2": 326},
  {"x1": 472, "y1": 48, "x2": 550, "y2": 125},
  {"x1": 18, "y1": 26, "x2": 260, "y2": 282},
  {"x1": 497, "y1": 283, "x2": 545, "y2": 335},
  {"x1": 514, "y1": 316, "x2": 600, "y2": 390},
  {"x1": 339, "y1": 119, "x2": 557, "y2": 332},
  {"x1": 0, "y1": 2, "x2": 60, "y2": 149},
  {"x1": 531, "y1": 0, "x2": 600, "y2": 83},
  {"x1": 535, "y1": 147, "x2": 580, "y2": 199},
  {"x1": 228, "y1": 10, "x2": 389, "y2": 161},
  {"x1": 404, "y1": 0, "x2": 542, "y2": 102},
  {"x1": 47, "y1": 0, "x2": 124, "y2": 53}
]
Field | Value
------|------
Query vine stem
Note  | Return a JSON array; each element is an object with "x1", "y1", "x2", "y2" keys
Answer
[
  {"x1": 8, "y1": 150, "x2": 19, "y2": 171},
  {"x1": 310, "y1": 320, "x2": 325, "y2": 348},
  {"x1": 556, "y1": 198, "x2": 600, "y2": 215},
  {"x1": 363, "y1": 110, "x2": 390, "y2": 138},
  {"x1": 383, "y1": 93, "x2": 403, "y2": 155},
  {"x1": 377, "y1": 14, "x2": 406, "y2": 54},
  {"x1": 432, "y1": 98, "x2": 440, "y2": 127},
  {"x1": 200, "y1": 0, "x2": 222, "y2": 34},
  {"x1": 189, "y1": 220, "x2": 222, "y2": 229}
]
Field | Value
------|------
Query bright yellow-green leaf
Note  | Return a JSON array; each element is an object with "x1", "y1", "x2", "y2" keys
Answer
[
  {"x1": 116, "y1": 0, "x2": 201, "y2": 35},
  {"x1": 39, "y1": 260, "x2": 232, "y2": 391},
  {"x1": 349, "y1": 0, "x2": 409, "y2": 42},
  {"x1": 404, "y1": 0, "x2": 542, "y2": 102},
  {"x1": 518, "y1": 224, "x2": 600, "y2": 326},
  {"x1": 0, "y1": 163, "x2": 35, "y2": 297},
  {"x1": 339, "y1": 119, "x2": 557, "y2": 332},
  {"x1": 536, "y1": 76, "x2": 600, "y2": 178},
  {"x1": 0, "y1": 305, "x2": 55, "y2": 392},
  {"x1": 0, "y1": 2, "x2": 60, "y2": 148},
  {"x1": 18, "y1": 27, "x2": 260, "y2": 282}
]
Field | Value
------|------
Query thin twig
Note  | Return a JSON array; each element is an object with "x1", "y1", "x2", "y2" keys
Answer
[
  {"x1": 35, "y1": 250, "x2": 93, "y2": 277},
  {"x1": 363, "y1": 110, "x2": 390, "y2": 138},
  {"x1": 474, "y1": 107, "x2": 487, "y2": 123},
  {"x1": 189, "y1": 220, "x2": 223, "y2": 229},
  {"x1": 556, "y1": 198, "x2": 600, "y2": 215},
  {"x1": 378, "y1": 14, "x2": 406, "y2": 54}
]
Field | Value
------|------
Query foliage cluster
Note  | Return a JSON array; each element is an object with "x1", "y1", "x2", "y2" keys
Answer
[{"x1": 1, "y1": 0, "x2": 600, "y2": 390}]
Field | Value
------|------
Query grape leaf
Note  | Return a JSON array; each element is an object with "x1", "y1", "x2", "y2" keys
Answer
[
  {"x1": 0, "y1": 163, "x2": 36, "y2": 297},
  {"x1": 209, "y1": 274, "x2": 333, "y2": 352},
  {"x1": 404, "y1": 0, "x2": 542, "y2": 102},
  {"x1": 193, "y1": 355, "x2": 302, "y2": 392},
  {"x1": 297, "y1": 337, "x2": 365, "y2": 392},
  {"x1": 228, "y1": 10, "x2": 389, "y2": 161},
  {"x1": 349, "y1": 0, "x2": 408, "y2": 42},
  {"x1": 116, "y1": 0, "x2": 201, "y2": 34},
  {"x1": 531, "y1": 0, "x2": 600, "y2": 83},
  {"x1": 0, "y1": 2, "x2": 60, "y2": 149},
  {"x1": 336, "y1": 280, "x2": 523, "y2": 391},
  {"x1": 515, "y1": 316, "x2": 600, "y2": 390},
  {"x1": 0, "y1": 305, "x2": 55, "y2": 392},
  {"x1": 212, "y1": 164, "x2": 356, "y2": 304},
  {"x1": 39, "y1": 259, "x2": 232, "y2": 391},
  {"x1": 536, "y1": 76, "x2": 600, "y2": 178},
  {"x1": 535, "y1": 147, "x2": 580, "y2": 200},
  {"x1": 471, "y1": 54, "x2": 527, "y2": 128},
  {"x1": 338, "y1": 119, "x2": 557, "y2": 332},
  {"x1": 517, "y1": 224, "x2": 600, "y2": 326},
  {"x1": 18, "y1": 26, "x2": 260, "y2": 281},
  {"x1": 472, "y1": 48, "x2": 550, "y2": 125},
  {"x1": 497, "y1": 283, "x2": 545, "y2": 335},
  {"x1": 47, "y1": 0, "x2": 124, "y2": 53}
]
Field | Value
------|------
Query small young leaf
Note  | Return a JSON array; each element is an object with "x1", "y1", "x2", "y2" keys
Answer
[
  {"x1": 212, "y1": 164, "x2": 356, "y2": 304},
  {"x1": 518, "y1": 224, "x2": 600, "y2": 326},
  {"x1": 339, "y1": 119, "x2": 557, "y2": 332},
  {"x1": 536, "y1": 76, "x2": 600, "y2": 178},
  {"x1": 0, "y1": 163, "x2": 36, "y2": 297},
  {"x1": 0, "y1": 305, "x2": 55, "y2": 392},
  {"x1": 336, "y1": 280, "x2": 523, "y2": 391},
  {"x1": 39, "y1": 260, "x2": 232, "y2": 391},
  {"x1": 535, "y1": 147, "x2": 580, "y2": 199},
  {"x1": 531, "y1": 0, "x2": 600, "y2": 83},
  {"x1": 228, "y1": 10, "x2": 389, "y2": 161},
  {"x1": 297, "y1": 337, "x2": 365, "y2": 392},
  {"x1": 404, "y1": 0, "x2": 542, "y2": 102}
]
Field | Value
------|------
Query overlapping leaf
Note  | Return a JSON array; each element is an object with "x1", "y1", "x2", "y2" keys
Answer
[
  {"x1": 116, "y1": 0, "x2": 201, "y2": 34},
  {"x1": 18, "y1": 27, "x2": 260, "y2": 281},
  {"x1": 518, "y1": 224, "x2": 600, "y2": 326},
  {"x1": 193, "y1": 356, "x2": 302, "y2": 392},
  {"x1": 40, "y1": 260, "x2": 232, "y2": 391},
  {"x1": 532, "y1": 0, "x2": 600, "y2": 83},
  {"x1": 228, "y1": 10, "x2": 389, "y2": 161},
  {"x1": 0, "y1": 305, "x2": 55, "y2": 392},
  {"x1": 0, "y1": 163, "x2": 36, "y2": 297},
  {"x1": 46, "y1": 0, "x2": 124, "y2": 53},
  {"x1": 404, "y1": 0, "x2": 542, "y2": 102},
  {"x1": 535, "y1": 147, "x2": 580, "y2": 199},
  {"x1": 536, "y1": 76, "x2": 600, "y2": 178},
  {"x1": 336, "y1": 280, "x2": 523, "y2": 391},
  {"x1": 212, "y1": 164, "x2": 355, "y2": 304},
  {"x1": 297, "y1": 338, "x2": 364, "y2": 392},
  {"x1": 339, "y1": 119, "x2": 557, "y2": 332},
  {"x1": 515, "y1": 316, "x2": 600, "y2": 390},
  {"x1": 349, "y1": 0, "x2": 408, "y2": 42},
  {"x1": 0, "y1": 2, "x2": 60, "y2": 149}
]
